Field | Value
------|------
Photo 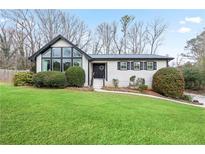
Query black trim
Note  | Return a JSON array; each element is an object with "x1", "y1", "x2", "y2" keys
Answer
[
  {"x1": 140, "y1": 62, "x2": 143, "y2": 70},
  {"x1": 91, "y1": 58, "x2": 174, "y2": 61},
  {"x1": 105, "y1": 62, "x2": 108, "y2": 81},
  {"x1": 117, "y1": 62, "x2": 120, "y2": 70},
  {"x1": 88, "y1": 61, "x2": 90, "y2": 86},
  {"x1": 29, "y1": 34, "x2": 91, "y2": 61},
  {"x1": 127, "y1": 62, "x2": 130, "y2": 70},
  {"x1": 144, "y1": 62, "x2": 147, "y2": 70},
  {"x1": 41, "y1": 47, "x2": 82, "y2": 72},
  {"x1": 153, "y1": 61, "x2": 157, "y2": 70}
]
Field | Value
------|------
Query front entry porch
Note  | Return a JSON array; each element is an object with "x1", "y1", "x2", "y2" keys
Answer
[{"x1": 90, "y1": 63, "x2": 107, "y2": 89}]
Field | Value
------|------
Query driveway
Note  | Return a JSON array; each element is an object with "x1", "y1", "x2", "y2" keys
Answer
[{"x1": 185, "y1": 92, "x2": 205, "y2": 106}]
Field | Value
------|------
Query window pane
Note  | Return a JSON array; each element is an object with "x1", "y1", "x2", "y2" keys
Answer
[
  {"x1": 120, "y1": 62, "x2": 127, "y2": 70},
  {"x1": 53, "y1": 59, "x2": 61, "y2": 71},
  {"x1": 63, "y1": 48, "x2": 71, "y2": 57},
  {"x1": 73, "y1": 48, "x2": 82, "y2": 57},
  {"x1": 134, "y1": 62, "x2": 140, "y2": 70},
  {"x1": 147, "y1": 62, "x2": 153, "y2": 70},
  {"x1": 73, "y1": 59, "x2": 82, "y2": 67},
  {"x1": 42, "y1": 49, "x2": 51, "y2": 57},
  {"x1": 52, "y1": 48, "x2": 61, "y2": 57},
  {"x1": 42, "y1": 59, "x2": 51, "y2": 71},
  {"x1": 63, "y1": 59, "x2": 71, "y2": 71}
]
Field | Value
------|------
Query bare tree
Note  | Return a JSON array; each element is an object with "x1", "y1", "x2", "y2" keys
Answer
[
  {"x1": 0, "y1": 23, "x2": 17, "y2": 69},
  {"x1": 92, "y1": 22, "x2": 115, "y2": 54},
  {"x1": 112, "y1": 22, "x2": 123, "y2": 54},
  {"x1": 147, "y1": 18, "x2": 167, "y2": 54},
  {"x1": 127, "y1": 22, "x2": 148, "y2": 54},
  {"x1": 36, "y1": 10, "x2": 91, "y2": 51},
  {"x1": 120, "y1": 15, "x2": 135, "y2": 53}
]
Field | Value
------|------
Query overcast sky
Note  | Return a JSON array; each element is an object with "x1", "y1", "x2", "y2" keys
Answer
[{"x1": 67, "y1": 9, "x2": 205, "y2": 59}]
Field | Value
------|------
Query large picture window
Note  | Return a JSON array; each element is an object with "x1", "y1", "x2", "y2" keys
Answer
[
  {"x1": 52, "y1": 59, "x2": 61, "y2": 71},
  {"x1": 73, "y1": 59, "x2": 82, "y2": 67},
  {"x1": 52, "y1": 48, "x2": 61, "y2": 57},
  {"x1": 41, "y1": 47, "x2": 82, "y2": 72},
  {"x1": 63, "y1": 59, "x2": 71, "y2": 71},
  {"x1": 63, "y1": 48, "x2": 71, "y2": 57},
  {"x1": 42, "y1": 59, "x2": 51, "y2": 71}
]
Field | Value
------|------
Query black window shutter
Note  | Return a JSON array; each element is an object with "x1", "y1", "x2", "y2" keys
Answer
[
  {"x1": 117, "y1": 62, "x2": 121, "y2": 70},
  {"x1": 144, "y1": 62, "x2": 147, "y2": 70},
  {"x1": 140, "y1": 62, "x2": 143, "y2": 70},
  {"x1": 153, "y1": 61, "x2": 157, "y2": 70},
  {"x1": 127, "y1": 62, "x2": 130, "y2": 70},
  {"x1": 131, "y1": 62, "x2": 134, "y2": 70}
]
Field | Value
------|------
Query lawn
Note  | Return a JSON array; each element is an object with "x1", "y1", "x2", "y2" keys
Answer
[{"x1": 0, "y1": 84, "x2": 205, "y2": 144}]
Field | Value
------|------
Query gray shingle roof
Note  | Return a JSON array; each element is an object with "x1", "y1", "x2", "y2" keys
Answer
[{"x1": 89, "y1": 54, "x2": 174, "y2": 60}]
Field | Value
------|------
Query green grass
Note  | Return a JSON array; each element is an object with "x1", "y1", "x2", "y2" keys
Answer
[{"x1": 0, "y1": 84, "x2": 205, "y2": 144}]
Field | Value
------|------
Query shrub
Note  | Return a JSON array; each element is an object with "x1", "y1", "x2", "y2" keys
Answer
[
  {"x1": 182, "y1": 66, "x2": 205, "y2": 90},
  {"x1": 65, "y1": 66, "x2": 85, "y2": 87},
  {"x1": 33, "y1": 71, "x2": 66, "y2": 88},
  {"x1": 180, "y1": 94, "x2": 192, "y2": 102},
  {"x1": 138, "y1": 84, "x2": 148, "y2": 93},
  {"x1": 14, "y1": 72, "x2": 34, "y2": 86},
  {"x1": 112, "y1": 79, "x2": 119, "y2": 88},
  {"x1": 129, "y1": 75, "x2": 136, "y2": 86},
  {"x1": 152, "y1": 67, "x2": 185, "y2": 98},
  {"x1": 136, "y1": 78, "x2": 145, "y2": 87}
]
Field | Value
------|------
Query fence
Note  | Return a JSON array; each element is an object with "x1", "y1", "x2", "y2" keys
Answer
[{"x1": 0, "y1": 69, "x2": 29, "y2": 83}]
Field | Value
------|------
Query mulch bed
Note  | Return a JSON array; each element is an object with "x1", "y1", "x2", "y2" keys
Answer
[
  {"x1": 102, "y1": 86, "x2": 163, "y2": 97},
  {"x1": 65, "y1": 86, "x2": 94, "y2": 91}
]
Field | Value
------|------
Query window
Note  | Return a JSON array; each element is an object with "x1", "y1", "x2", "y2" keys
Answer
[
  {"x1": 63, "y1": 48, "x2": 71, "y2": 57},
  {"x1": 73, "y1": 59, "x2": 82, "y2": 67},
  {"x1": 52, "y1": 48, "x2": 61, "y2": 57},
  {"x1": 73, "y1": 48, "x2": 82, "y2": 57},
  {"x1": 120, "y1": 62, "x2": 127, "y2": 70},
  {"x1": 42, "y1": 49, "x2": 51, "y2": 57},
  {"x1": 147, "y1": 62, "x2": 153, "y2": 70},
  {"x1": 63, "y1": 59, "x2": 71, "y2": 71},
  {"x1": 41, "y1": 47, "x2": 82, "y2": 72},
  {"x1": 134, "y1": 62, "x2": 140, "y2": 70},
  {"x1": 42, "y1": 59, "x2": 51, "y2": 71},
  {"x1": 52, "y1": 59, "x2": 61, "y2": 71}
]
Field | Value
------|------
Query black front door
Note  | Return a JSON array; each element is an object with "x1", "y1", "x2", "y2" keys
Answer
[{"x1": 93, "y1": 63, "x2": 105, "y2": 78}]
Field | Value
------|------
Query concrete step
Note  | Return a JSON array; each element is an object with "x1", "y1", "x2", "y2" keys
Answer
[{"x1": 93, "y1": 79, "x2": 104, "y2": 89}]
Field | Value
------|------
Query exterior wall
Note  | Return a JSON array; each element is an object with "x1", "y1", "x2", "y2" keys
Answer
[
  {"x1": 90, "y1": 60, "x2": 167, "y2": 89},
  {"x1": 51, "y1": 39, "x2": 72, "y2": 47},
  {"x1": 36, "y1": 54, "x2": 42, "y2": 73},
  {"x1": 82, "y1": 55, "x2": 89, "y2": 86}
]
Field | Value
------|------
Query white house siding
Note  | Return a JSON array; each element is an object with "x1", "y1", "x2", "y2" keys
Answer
[
  {"x1": 51, "y1": 39, "x2": 72, "y2": 47},
  {"x1": 82, "y1": 55, "x2": 89, "y2": 86},
  {"x1": 36, "y1": 54, "x2": 41, "y2": 73},
  {"x1": 91, "y1": 60, "x2": 167, "y2": 89}
]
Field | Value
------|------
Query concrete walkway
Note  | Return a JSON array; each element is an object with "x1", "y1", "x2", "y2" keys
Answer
[{"x1": 95, "y1": 89, "x2": 205, "y2": 108}]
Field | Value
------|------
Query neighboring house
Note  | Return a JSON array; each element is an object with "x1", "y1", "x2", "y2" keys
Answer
[{"x1": 29, "y1": 35, "x2": 174, "y2": 88}]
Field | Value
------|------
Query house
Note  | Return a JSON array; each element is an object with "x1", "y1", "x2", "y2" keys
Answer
[{"x1": 29, "y1": 35, "x2": 174, "y2": 88}]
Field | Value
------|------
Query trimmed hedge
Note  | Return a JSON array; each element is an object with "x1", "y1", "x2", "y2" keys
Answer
[
  {"x1": 14, "y1": 72, "x2": 34, "y2": 86},
  {"x1": 152, "y1": 67, "x2": 185, "y2": 98},
  {"x1": 33, "y1": 71, "x2": 66, "y2": 88},
  {"x1": 65, "y1": 66, "x2": 85, "y2": 87}
]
